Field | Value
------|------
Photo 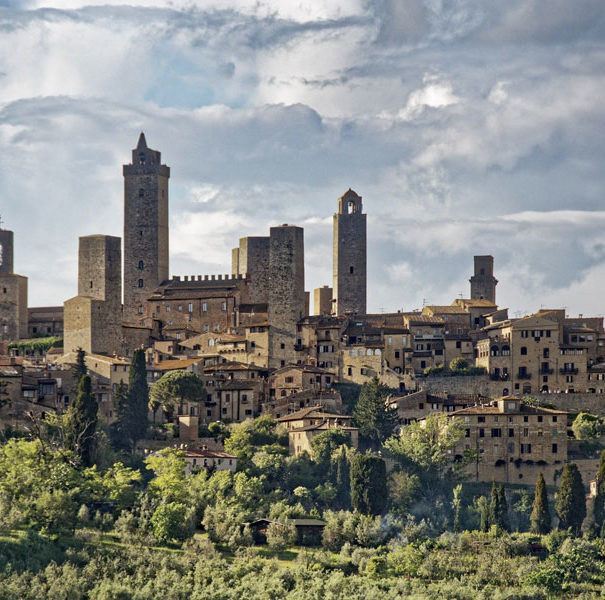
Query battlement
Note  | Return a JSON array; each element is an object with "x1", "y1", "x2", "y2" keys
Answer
[{"x1": 171, "y1": 273, "x2": 247, "y2": 283}]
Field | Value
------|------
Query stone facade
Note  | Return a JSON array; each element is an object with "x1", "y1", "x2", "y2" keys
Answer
[
  {"x1": 63, "y1": 235, "x2": 122, "y2": 355},
  {"x1": 27, "y1": 306, "x2": 63, "y2": 338},
  {"x1": 232, "y1": 236, "x2": 270, "y2": 304},
  {"x1": 268, "y1": 225, "x2": 305, "y2": 369},
  {"x1": 313, "y1": 286, "x2": 333, "y2": 316},
  {"x1": 333, "y1": 189, "x2": 366, "y2": 315},
  {"x1": 0, "y1": 229, "x2": 28, "y2": 341},
  {"x1": 470, "y1": 255, "x2": 498, "y2": 303},
  {"x1": 123, "y1": 133, "x2": 170, "y2": 322}
]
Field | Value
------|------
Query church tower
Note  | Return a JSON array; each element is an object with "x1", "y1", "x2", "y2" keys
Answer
[
  {"x1": 333, "y1": 189, "x2": 367, "y2": 315},
  {"x1": 123, "y1": 133, "x2": 170, "y2": 322},
  {"x1": 470, "y1": 255, "x2": 498, "y2": 303}
]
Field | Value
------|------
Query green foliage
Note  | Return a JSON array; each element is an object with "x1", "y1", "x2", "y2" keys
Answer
[
  {"x1": 423, "y1": 365, "x2": 445, "y2": 376},
  {"x1": 449, "y1": 357, "x2": 469, "y2": 371},
  {"x1": 388, "y1": 470, "x2": 421, "y2": 516},
  {"x1": 332, "y1": 445, "x2": 352, "y2": 509},
  {"x1": 266, "y1": 519, "x2": 297, "y2": 551},
  {"x1": 149, "y1": 370, "x2": 206, "y2": 416},
  {"x1": 145, "y1": 448, "x2": 188, "y2": 503},
  {"x1": 572, "y1": 412, "x2": 604, "y2": 441},
  {"x1": 531, "y1": 473, "x2": 552, "y2": 534},
  {"x1": 310, "y1": 429, "x2": 351, "y2": 473},
  {"x1": 594, "y1": 451, "x2": 605, "y2": 532},
  {"x1": 452, "y1": 484, "x2": 463, "y2": 532},
  {"x1": 490, "y1": 482, "x2": 509, "y2": 532},
  {"x1": 352, "y1": 378, "x2": 398, "y2": 446},
  {"x1": 8, "y1": 336, "x2": 62, "y2": 355},
  {"x1": 65, "y1": 374, "x2": 98, "y2": 467},
  {"x1": 150, "y1": 502, "x2": 192, "y2": 543},
  {"x1": 72, "y1": 348, "x2": 88, "y2": 389},
  {"x1": 350, "y1": 453, "x2": 387, "y2": 515},
  {"x1": 555, "y1": 463, "x2": 586, "y2": 535},
  {"x1": 384, "y1": 413, "x2": 468, "y2": 477}
]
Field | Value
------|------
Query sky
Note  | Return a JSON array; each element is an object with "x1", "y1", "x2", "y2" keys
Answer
[{"x1": 1, "y1": 0, "x2": 605, "y2": 317}]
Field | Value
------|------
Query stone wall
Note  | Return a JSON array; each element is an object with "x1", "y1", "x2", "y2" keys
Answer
[
  {"x1": 0, "y1": 274, "x2": 27, "y2": 341},
  {"x1": 236, "y1": 237, "x2": 270, "y2": 304},
  {"x1": 0, "y1": 229, "x2": 14, "y2": 275}
]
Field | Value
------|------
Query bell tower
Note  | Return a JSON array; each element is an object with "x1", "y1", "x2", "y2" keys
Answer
[
  {"x1": 123, "y1": 133, "x2": 170, "y2": 322},
  {"x1": 333, "y1": 189, "x2": 367, "y2": 315}
]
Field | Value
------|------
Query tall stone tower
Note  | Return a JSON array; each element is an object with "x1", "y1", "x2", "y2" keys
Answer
[
  {"x1": 0, "y1": 228, "x2": 28, "y2": 341},
  {"x1": 64, "y1": 235, "x2": 122, "y2": 355},
  {"x1": 470, "y1": 255, "x2": 498, "y2": 303},
  {"x1": 268, "y1": 225, "x2": 305, "y2": 368},
  {"x1": 123, "y1": 133, "x2": 170, "y2": 322},
  {"x1": 232, "y1": 236, "x2": 271, "y2": 304},
  {"x1": 333, "y1": 189, "x2": 366, "y2": 315}
]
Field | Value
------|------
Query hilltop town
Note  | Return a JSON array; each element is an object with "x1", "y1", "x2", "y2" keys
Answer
[{"x1": 1, "y1": 134, "x2": 604, "y2": 488}]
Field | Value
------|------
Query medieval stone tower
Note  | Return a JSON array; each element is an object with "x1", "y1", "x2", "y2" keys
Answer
[
  {"x1": 64, "y1": 235, "x2": 122, "y2": 355},
  {"x1": 232, "y1": 236, "x2": 271, "y2": 304},
  {"x1": 470, "y1": 255, "x2": 498, "y2": 303},
  {"x1": 0, "y1": 228, "x2": 28, "y2": 341},
  {"x1": 123, "y1": 133, "x2": 170, "y2": 322},
  {"x1": 268, "y1": 225, "x2": 305, "y2": 368},
  {"x1": 332, "y1": 189, "x2": 367, "y2": 315}
]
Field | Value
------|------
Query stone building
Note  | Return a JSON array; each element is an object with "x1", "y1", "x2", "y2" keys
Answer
[
  {"x1": 449, "y1": 397, "x2": 568, "y2": 485},
  {"x1": 332, "y1": 189, "x2": 366, "y2": 316},
  {"x1": 0, "y1": 228, "x2": 28, "y2": 341},
  {"x1": 232, "y1": 236, "x2": 271, "y2": 304},
  {"x1": 123, "y1": 133, "x2": 170, "y2": 322},
  {"x1": 27, "y1": 306, "x2": 63, "y2": 338},
  {"x1": 313, "y1": 286, "x2": 333, "y2": 316},
  {"x1": 470, "y1": 255, "x2": 498, "y2": 304},
  {"x1": 63, "y1": 235, "x2": 122, "y2": 356},
  {"x1": 267, "y1": 225, "x2": 305, "y2": 369}
]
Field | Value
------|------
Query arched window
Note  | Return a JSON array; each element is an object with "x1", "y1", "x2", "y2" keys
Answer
[
  {"x1": 138, "y1": 188, "x2": 145, "y2": 197},
  {"x1": 490, "y1": 345, "x2": 499, "y2": 356},
  {"x1": 366, "y1": 349, "x2": 372, "y2": 356},
  {"x1": 138, "y1": 279, "x2": 144, "y2": 288},
  {"x1": 501, "y1": 345, "x2": 510, "y2": 356},
  {"x1": 138, "y1": 260, "x2": 144, "y2": 270},
  {"x1": 520, "y1": 347, "x2": 527, "y2": 355},
  {"x1": 374, "y1": 349, "x2": 381, "y2": 356},
  {"x1": 502, "y1": 388, "x2": 509, "y2": 396},
  {"x1": 522, "y1": 383, "x2": 531, "y2": 394}
]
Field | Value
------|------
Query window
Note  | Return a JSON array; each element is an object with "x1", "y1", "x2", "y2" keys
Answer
[
  {"x1": 221, "y1": 301, "x2": 227, "y2": 311},
  {"x1": 552, "y1": 416, "x2": 558, "y2": 423},
  {"x1": 456, "y1": 341, "x2": 461, "y2": 349},
  {"x1": 177, "y1": 305, "x2": 182, "y2": 312},
  {"x1": 491, "y1": 428, "x2": 502, "y2": 438},
  {"x1": 552, "y1": 444, "x2": 558, "y2": 453},
  {"x1": 138, "y1": 279, "x2": 144, "y2": 288},
  {"x1": 166, "y1": 305, "x2": 171, "y2": 312},
  {"x1": 478, "y1": 416, "x2": 485, "y2": 423},
  {"x1": 347, "y1": 367, "x2": 352, "y2": 376},
  {"x1": 479, "y1": 428, "x2": 485, "y2": 438},
  {"x1": 202, "y1": 303, "x2": 207, "y2": 312},
  {"x1": 285, "y1": 377, "x2": 294, "y2": 383},
  {"x1": 465, "y1": 429, "x2": 470, "y2": 438},
  {"x1": 523, "y1": 416, "x2": 529, "y2": 423},
  {"x1": 280, "y1": 343, "x2": 285, "y2": 349},
  {"x1": 543, "y1": 348, "x2": 549, "y2": 358},
  {"x1": 204, "y1": 324, "x2": 210, "y2": 332},
  {"x1": 521, "y1": 444, "x2": 532, "y2": 454},
  {"x1": 520, "y1": 346, "x2": 527, "y2": 355},
  {"x1": 138, "y1": 305, "x2": 144, "y2": 314},
  {"x1": 523, "y1": 428, "x2": 529, "y2": 437},
  {"x1": 188, "y1": 303, "x2": 193, "y2": 313},
  {"x1": 349, "y1": 266, "x2": 354, "y2": 274},
  {"x1": 138, "y1": 188, "x2": 144, "y2": 197},
  {"x1": 537, "y1": 415, "x2": 543, "y2": 422},
  {"x1": 138, "y1": 260, "x2": 144, "y2": 270},
  {"x1": 508, "y1": 428, "x2": 514, "y2": 437}
]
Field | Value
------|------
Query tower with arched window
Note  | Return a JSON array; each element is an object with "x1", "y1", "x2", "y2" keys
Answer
[
  {"x1": 332, "y1": 189, "x2": 367, "y2": 315},
  {"x1": 123, "y1": 133, "x2": 170, "y2": 322}
]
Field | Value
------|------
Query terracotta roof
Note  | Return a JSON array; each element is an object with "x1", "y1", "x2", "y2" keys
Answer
[
  {"x1": 291, "y1": 422, "x2": 358, "y2": 433},
  {"x1": 424, "y1": 305, "x2": 468, "y2": 314},
  {"x1": 277, "y1": 405, "x2": 346, "y2": 422},
  {"x1": 151, "y1": 358, "x2": 203, "y2": 371},
  {"x1": 185, "y1": 449, "x2": 236, "y2": 459}
]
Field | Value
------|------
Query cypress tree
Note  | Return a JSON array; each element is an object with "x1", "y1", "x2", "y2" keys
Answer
[
  {"x1": 66, "y1": 374, "x2": 98, "y2": 467},
  {"x1": 126, "y1": 349, "x2": 149, "y2": 450},
  {"x1": 497, "y1": 484, "x2": 510, "y2": 531},
  {"x1": 489, "y1": 481, "x2": 498, "y2": 528},
  {"x1": 555, "y1": 463, "x2": 586, "y2": 535},
  {"x1": 333, "y1": 446, "x2": 351, "y2": 509},
  {"x1": 350, "y1": 453, "x2": 387, "y2": 515},
  {"x1": 111, "y1": 382, "x2": 130, "y2": 451},
  {"x1": 71, "y1": 348, "x2": 87, "y2": 395},
  {"x1": 530, "y1": 472, "x2": 551, "y2": 534},
  {"x1": 593, "y1": 451, "x2": 605, "y2": 533}
]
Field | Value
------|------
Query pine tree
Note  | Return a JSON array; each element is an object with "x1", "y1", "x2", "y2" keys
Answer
[
  {"x1": 352, "y1": 378, "x2": 399, "y2": 447},
  {"x1": 530, "y1": 472, "x2": 551, "y2": 534},
  {"x1": 555, "y1": 463, "x2": 586, "y2": 535},
  {"x1": 71, "y1": 348, "x2": 87, "y2": 395},
  {"x1": 350, "y1": 453, "x2": 387, "y2": 515},
  {"x1": 126, "y1": 349, "x2": 149, "y2": 449},
  {"x1": 66, "y1": 374, "x2": 98, "y2": 467},
  {"x1": 593, "y1": 451, "x2": 605, "y2": 533}
]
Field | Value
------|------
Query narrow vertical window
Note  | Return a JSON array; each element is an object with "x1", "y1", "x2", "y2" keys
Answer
[{"x1": 138, "y1": 279, "x2": 144, "y2": 288}]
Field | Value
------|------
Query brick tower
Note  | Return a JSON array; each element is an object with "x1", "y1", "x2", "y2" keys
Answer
[
  {"x1": 0, "y1": 227, "x2": 28, "y2": 341},
  {"x1": 333, "y1": 189, "x2": 366, "y2": 315},
  {"x1": 470, "y1": 255, "x2": 498, "y2": 303},
  {"x1": 123, "y1": 133, "x2": 170, "y2": 322}
]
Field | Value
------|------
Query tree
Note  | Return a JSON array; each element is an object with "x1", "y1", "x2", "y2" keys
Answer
[
  {"x1": 388, "y1": 470, "x2": 421, "y2": 517},
  {"x1": 333, "y1": 445, "x2": 352, "y2": 509},
  {"x1": 350, "y1": 453, "x2": 387, "y2": 515},
  {"x1": 266, "y1": 519, "x2": 297, "y2": 551},
  {"x1": 145, "y1": 448, "x2": 188, "y2": 504},
  {"x1": 72, "y1": 348, "x2": 87, "y2": 391},
  {"x1": 352, "y1": 378, "x2": 398, "y2": 447},
  {"x1": 555, "y1": 463, "x2": 586, "y2": 535},
  {"x1": 114, "y1": 349, "x2": 149, "y2": 450},
  {"x1": 65, "y1": 374, "x2": 98, "y2": 467},
  {"x1": 593, "y1": 451, "x2": 605, "y2": 535},
  {"x1": 452, "y1": 484, "x2": 463, "y2": 532},
  {"x1": 149, "y1": 370, "x2": 206, "y2": 418},
  {"x1": 476, "y1": 495, "x2": 490, "y2": 532},
  {"x1": 150, "y1": 502, "x2": 192, "y2": 543},
  {"x1": 572, "y1": 413, "x2": 603, "y2": 441},
  {"x1": 531, "y1": 472, "x2": 552, "y2": 534},
  {"x1": 384, "y1": 413, "x2": 470, "y2": 478},
  {"x1": 449, "y1": 357, "x2": 469, "y2": 372},
  {"x1": 310, "y1": 429, "x2": 351, "y2": 474}
]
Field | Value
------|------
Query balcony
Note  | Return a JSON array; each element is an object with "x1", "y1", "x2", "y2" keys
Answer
[
  {"x1": 294, "y1": 344, "x2": 306, "y2": 351},
  {"x1": 560, "y1": 367, "x2": 579, "y2": 374},
  {"x1": 490, "y1": 373, "x2": 510, "y2": 381},
  {"x1": 540, "y1": 368, "x2": 554, "y2": 375},
  {"x1": 517, "y1": 373, "x2": 532, "y2": 380}
]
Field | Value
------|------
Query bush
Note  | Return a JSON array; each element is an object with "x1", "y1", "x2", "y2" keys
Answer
[
  {"x1": 150, "y1": 502, "x2": 193, "y2": 544},
  {"x1": 266, "y1": 520, "x2": 297, "y2": 551}
]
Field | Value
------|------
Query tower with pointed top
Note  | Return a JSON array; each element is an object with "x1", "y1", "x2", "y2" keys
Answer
[
  {"x1": 123, "y1": 133, "x2": 170, "y2": 322},
  {"x1": 333, "y1": 189, "x2": 366, "y2": 315}
]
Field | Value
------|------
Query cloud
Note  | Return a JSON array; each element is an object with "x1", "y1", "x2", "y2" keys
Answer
[{"x1": 0, "y1": 0, "x2": 604, "y2": 320}]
